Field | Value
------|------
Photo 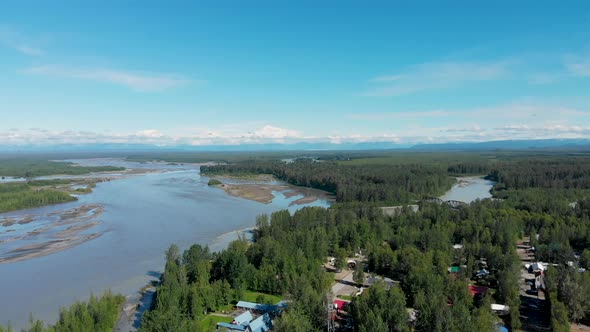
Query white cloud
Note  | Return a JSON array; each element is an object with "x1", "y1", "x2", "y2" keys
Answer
[
  {"x1": 136, "y1": 129, "x2": 165, "y2": 138},
  {"x1": 347, "y1": 110, "x2": 451, "y2": 120},
  {"x1": 370, "y1": 75, "x2": 403, "y2": 82},
  {"x1": 349, "y1": 102, "x2": 589, "y2": 123},
  {"x1": 2, "y1": 120, "x2": 588, "y2": 147},
  {"x1": 23, "y1": 65, "x2": 189, "y2": 92},
  {"x1": 251, "y1": 125, "x2": 299, "y2": 139},
  {"x1": 0, "y1": 26, "x2": 44, "y2": 56},
  {"x1": 362, "y1": 60, "x2": 513, "y2": 97},
  {"x1": 495, "y1": 124, "x2": 530, "y2": 132},
  {"x1": 2, "y1": 100, "x2": 590, "y2": 148},
  {"x1": 565, "y1": 54, "x2": 590, "y2": 76},
  {"x1": 14, "y1": 44, "x2": 43, "y2": 56},
  {"x1": 0, "y1": 125, "x2": 405, "y2": 146},
  {"x1": 528, "y1": 72, "x2": 560, "y2": 84},
  {"x1": 442, "y1": 125, "x2": 483, "y2": 133}
]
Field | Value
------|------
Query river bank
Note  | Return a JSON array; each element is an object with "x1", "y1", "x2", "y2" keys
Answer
[
  {"x1": 115, "y1": 226, "x2": 257, "y2": 331},
  {"x1": 0, "y1": 159, "x2": 331, "y2": 330},
  {"x1": 208, "y1": 173, "x2": 334, "y2": 206},
  {"x1": 439, "y1": 175, "x2": 495, "y2": 203}
]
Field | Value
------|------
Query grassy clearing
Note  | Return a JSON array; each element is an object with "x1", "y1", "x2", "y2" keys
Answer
[
  {"x1": 240, "y1": 290, "x2": 283, "y2": 304},
  {"x1": 197, "y1": 315, "x2": 233, "y2": 331}
]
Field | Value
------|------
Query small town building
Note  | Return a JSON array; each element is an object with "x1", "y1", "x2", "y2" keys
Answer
[
  {"x1": 248, "y1": 313, "x2": 272, "y2": 332},
  {"x1": 233, "y1": 311, "x2": 254, "y2": 326},
  {"x1": 528, "y1": 262, "x2": 545, "y2": 274},
  {"x1": 347, "y1": 259, "x2": 357, "y2": 269},
  {"x1": 491, "y1": 304, "x2": 510, "y2": 315},
  {"x1": 235, "y1": 301, "x2": 271, "y2": 314},
  {"x1": 469, "y1": 285, "x2": 489, "y2": 299},
  {"x1": 217, "y1": 311, "x2": 272, "y2": 332},
  {"x1": 448, "y1": 266, "x2": 460, "y2": 274},
  {"x1": 334, "y1": 299, "x2": 350, "y2": 309},
  {"x1": 364, "y1": 275, "x2": 396, "y2": 290}
]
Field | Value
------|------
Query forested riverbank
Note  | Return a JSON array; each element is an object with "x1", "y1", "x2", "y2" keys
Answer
[
  {"x1": 4, "y1": 150, "x2": 590, "y2": 331},
  {"x1": 155, "y1": 153, "x2": 590, "y2": 331},
  {"x1": 0, "y1": 291, "x2": 124, "y2": 332},
  {"x1": 201, "y1": 159, "x2": 455, "y2": 205},
  {"x1": 0, "y1": 159, "x2": 124, "y2": 178},
  {"x1": 0, "y1": 182, "x2": 77, "y2": 213},
  {"x1": 0, "y1": 159, "x2": 124, "y2": 212}
]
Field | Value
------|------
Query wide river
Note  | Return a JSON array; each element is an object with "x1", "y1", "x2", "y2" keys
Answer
[{"x1": 0, "y1": 159, "x2": 331, "y2": 329}]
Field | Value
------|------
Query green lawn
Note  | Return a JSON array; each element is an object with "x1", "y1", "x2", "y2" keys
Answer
[
  {"x1": 197, "y1": 315, "x2": 233, "y2": 332},
  {"x1": 214, "y1": 302, "x2": 235, "y2": 313},
  {"x1": 337, "y1": 294, "x2": 353, "y2": 301},
  {"x1": 241, "y1": 290, "x2": 283, "y2": 304},
  {"x1": 205, "y1": 290, "x2": 283, "y2": 319}
]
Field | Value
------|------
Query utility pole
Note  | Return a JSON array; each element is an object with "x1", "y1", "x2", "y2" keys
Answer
[{"x1": 326, "y1": 292, "x2": 335, "y2": 332}]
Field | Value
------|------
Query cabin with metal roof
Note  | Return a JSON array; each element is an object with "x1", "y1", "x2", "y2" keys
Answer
[
  {"x1": 248, "y1": 313, "x2": 272, "y2": 332},
  {"x1": 216, "y1": 322, "x2": 248, "y2": 331}
]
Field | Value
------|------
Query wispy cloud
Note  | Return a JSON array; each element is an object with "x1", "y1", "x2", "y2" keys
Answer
[
  {"x1": 442, "y1": 125, "x2": 483, "y2": 133},
  {"x1": 348, "y1": 102, "x2": 590, "y2": 122},
  {"x1": 23, "y1": 65, "x2": 190, "y2": 92},
  {"x1": 369, "y1": 75, "x2": 403, "y2": 82},
  {"x1": 14, "y1": 45, "x2": 43, "y2": 56},
  {"x1": 362, "y1": 60, "x2": 513, "y2": 97},
  {"x1": 565, "y1": 53, "x2": 590, "y2": 77},
  {"x1": 528, "y1": 72, "x2": 561, "y2": 85},
  {"x1": 347, "y1": 110, "x2": 451, "y2": 120},
  {"x1": 495, "y1": 124, "x2": 530, "y2": 132},
  {"x1": 0, "y1": 26, "x2": 44, "y2": 56}
]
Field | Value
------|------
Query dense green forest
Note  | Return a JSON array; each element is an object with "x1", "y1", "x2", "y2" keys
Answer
[
  {"x1": 139, "y1": 201, "x2": 527, "y2": 332},
  {"x1": 0, "y1": 158, "x2": 124, "y2": 178},
  {"x1": 0, "y1": 158, "x2": 121, "y2": 212},
  {"x1": 0, "y1": 291, "x2": 124, "y2": 332},
  {"x1": 4, "y1": 151, "x2": 590, "y2": 331},
  {"x1": 0, "y1": 182, "x2": 77, "y2": 213},
  {"x1": 164, "y1": 153, "x2": 589, "y2": 331},
  {"x1": 202, "y1": 159, "x2": 455, "y2": 204}
]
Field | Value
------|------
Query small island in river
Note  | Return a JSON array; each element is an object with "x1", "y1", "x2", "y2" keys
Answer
[{"x1": 207, "y1": 173, "x2": 331, "y2": 206}]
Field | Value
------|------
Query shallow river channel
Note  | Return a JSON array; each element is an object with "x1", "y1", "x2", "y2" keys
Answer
[{"x1": 0, "y1": 159, "x2": 330, "y2": 329}]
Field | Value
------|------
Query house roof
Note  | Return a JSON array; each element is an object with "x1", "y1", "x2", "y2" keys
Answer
[
  {"x1": 496, "y1": 324, "x2": 509, "y2": 332},
  {"x1": 233, "y1": 311, "x2": 253, "y2": 326},
  {"x1": 334, "y1": 299, "x2": 350, "y2": 309},
  {"x1": 217, "y1": 322, "x2": 247, "y2": 331},
  {"x1": 476, "y1": 269, "x2": 490, "y2": 275},
  {"x1": 248, "y1": 313, "x2": 271, "y2": 332},
  {"x1": 469, "y1": 285, "x2": 489, "y2": 296},
  {"x1": 366, "y1": 276, "x2": 395, "y2": 286},
  {"x1": 235, "y1": 301, "x2": 271, "y2": 312}
]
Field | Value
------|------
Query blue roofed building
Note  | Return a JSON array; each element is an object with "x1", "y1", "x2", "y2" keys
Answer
[
  {"x1": 235, "y1": 301, "x2": 271, "y2": 313},
  {"x1": 233, "y1": 311, "x2": 254, "y2": 326},
  {"x1": 247, "y1": 313, "x2": 272, "y2": 332},
  {"x1": 216, "y1": 322, "x2": 248, "y2": 331}
]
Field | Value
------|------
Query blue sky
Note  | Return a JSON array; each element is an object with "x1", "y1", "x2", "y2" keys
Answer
[{"x1": 1, "y1": 1, "x2": 590, "y2": 146}]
